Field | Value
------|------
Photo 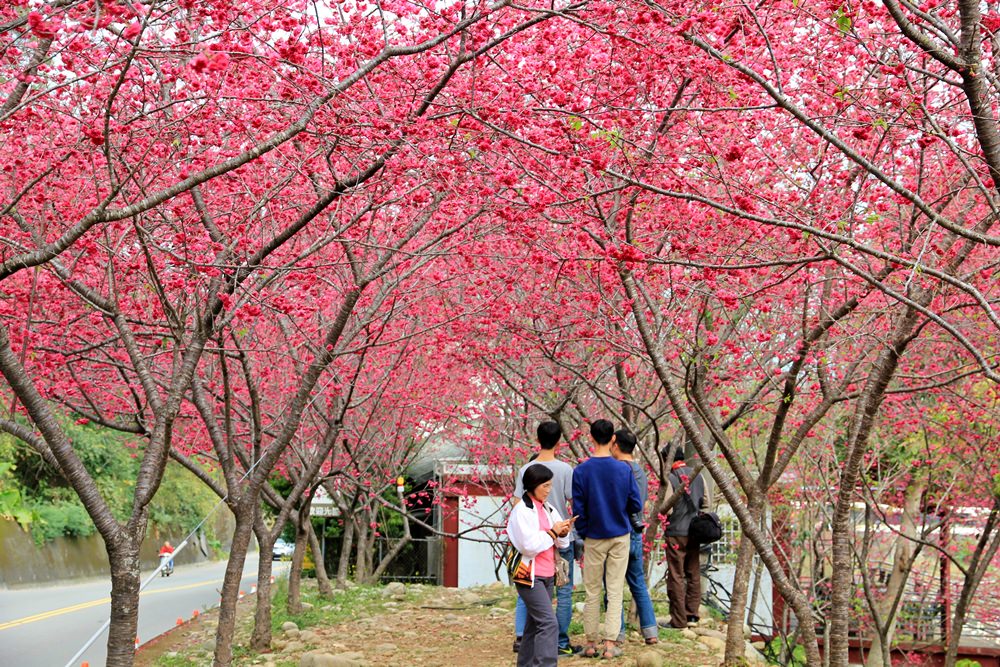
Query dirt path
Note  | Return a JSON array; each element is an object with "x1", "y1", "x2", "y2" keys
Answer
[{"x1": 137, "y1": 580, "x2": 717, "y2": 667}]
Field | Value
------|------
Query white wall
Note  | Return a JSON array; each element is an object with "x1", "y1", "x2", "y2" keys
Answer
[
  {"x1": 457, "y1": 494, "x2": 509, "y2": 588},
  {"x1": 455, "y1": 494, "x2": 582, "y2": 588}
]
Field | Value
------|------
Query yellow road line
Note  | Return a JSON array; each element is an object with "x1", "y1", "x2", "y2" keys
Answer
[
  {"x1": 0, "y1": 577, "x2": 226, "y2": 632},
  {"x1": 0, "y1": 597, "x2": 111, "y2": 631}
]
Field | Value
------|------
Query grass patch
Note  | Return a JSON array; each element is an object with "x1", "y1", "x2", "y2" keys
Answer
[
  {"x1": 154, "y1": 655, "x2": 198, "y2": 666},
  {"x1": 658, "y1": 627, "x2": 684, "y2": 642},
  {"x1": 269, "y1": 580, "x2": 388, "y2": 633}
]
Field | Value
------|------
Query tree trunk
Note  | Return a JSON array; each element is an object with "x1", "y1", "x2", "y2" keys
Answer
[
  {"x1": 337, "y1": 518, "x2": 355, "y2": 587},
  {"x1": 307, "y1": 520, "x2": 334, "y2": 597},
  {"x1": 354, "y1": 516, "x2": 370, "y2": 583},
  {"x1": 106, "y1": 536, "x2": 142, "y2": 667},
  {"x1": 250, "y1": 550, "x2": 276, "y2": 651},
  {"x1": 944, "y1": 499, "x2": 1000, "y2": 667},
  {"x1": 747, "y1": 552, "x2": 765, "y2": 633},
  {"x1": 250, "y1": 515, "x2": 276, "y2": 651},
  {"x1": 867, "y1": 481, "x2": 925, "y2": 667},
  {"x1": 724, "y1": 530, "x2": 757, "y2": 665},
  {"x1": 370, "y1": 534, "x2": 412, "y2": 583},
  {"x1": 618, "y1": 269, "x2": 823, "y2": 666},
  {"x1": 827, "y1": 308, "x2": 916, "y2": 667},
  {"x1": 365, "y1": 527, "x2": 376, "y2": 581},
  {"x1": 213, "y1": 500, "x2": 257, "y2": 667},
  {"x1": 369, "y1": 485, "x2": 414, "y2": 584},
  {"x1": 287, "y1": 513, "x2": 309, "y2": 614}
]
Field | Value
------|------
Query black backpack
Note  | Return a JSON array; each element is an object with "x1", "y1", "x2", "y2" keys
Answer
[
  {"x1": 673, "y1": 472, "x2": 723, "y2": 544},
  {"x1": 688, "y1": 508, "x2": 723, "y2": 544}
]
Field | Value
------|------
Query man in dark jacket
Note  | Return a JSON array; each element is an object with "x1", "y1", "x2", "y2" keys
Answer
[{"x1": 665, "y1": 448, "x2": 705, "y2": 628}]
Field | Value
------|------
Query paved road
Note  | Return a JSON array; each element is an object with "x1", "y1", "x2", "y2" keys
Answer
[{"x1": 0, "y1": 552, "x2": 286, "y2": 667}]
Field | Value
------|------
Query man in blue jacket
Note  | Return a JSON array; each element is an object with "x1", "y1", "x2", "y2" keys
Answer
[
  {"x1": 610, "y1": 429, "x2": 659, "y2": 644},
  {"x1": 572, "y1": 419, "x2": 642, "y2": 659}
]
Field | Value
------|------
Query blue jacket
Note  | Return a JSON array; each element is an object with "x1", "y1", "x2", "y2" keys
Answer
[{"x1": 572, "y1": 456, "x2": 642, "y2": 539}]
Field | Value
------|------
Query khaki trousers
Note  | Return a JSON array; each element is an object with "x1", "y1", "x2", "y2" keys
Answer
[{"x1": 582, "y1": 534, "x2": 630, "y2": 643}]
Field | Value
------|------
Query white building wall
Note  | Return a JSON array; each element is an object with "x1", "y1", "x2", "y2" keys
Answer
[
  {"x1": 455, "y1": 494, "x2": 583, "y2": 588},
  {"x1": 457, "y1": 494, "x2": 509, "y2": 588}
]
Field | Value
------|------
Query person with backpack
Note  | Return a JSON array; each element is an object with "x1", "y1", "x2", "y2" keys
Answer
[
  {"x1": 664, "y1": 447, "x2": 706, "y2": 628},
  {"x1": 507, "y1": 464, "x2": 575, "y2": 667}
]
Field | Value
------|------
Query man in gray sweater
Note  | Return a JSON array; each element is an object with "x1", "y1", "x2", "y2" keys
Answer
[{"x1": 664, "y1": 448, "x2": 705, "y2": 628}]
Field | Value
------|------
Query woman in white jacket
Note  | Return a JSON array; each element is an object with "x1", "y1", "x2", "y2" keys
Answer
[{"x1": 507, "y1": 464, "x2": 575, "y2": 667}]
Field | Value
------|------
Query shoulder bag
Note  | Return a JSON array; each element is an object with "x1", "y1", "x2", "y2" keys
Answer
[{"x1": 672, "y1": 472, "x2": 723, "y2": 544}]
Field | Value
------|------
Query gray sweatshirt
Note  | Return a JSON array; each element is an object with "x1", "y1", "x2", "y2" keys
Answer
[{"x1": 666, "y1": 465, "x2": 705, "y2": 537}]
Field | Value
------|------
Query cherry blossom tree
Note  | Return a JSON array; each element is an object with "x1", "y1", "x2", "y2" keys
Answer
[
  {"x1": 0, "y1": 0, "x2": 583, "y2": 664},
  {"x1": 5, "y1": 1, "x2": 1000, "y2": 667},
  {"x1": 424, "y1": 1, "x2": 1000, "y2": 664}
]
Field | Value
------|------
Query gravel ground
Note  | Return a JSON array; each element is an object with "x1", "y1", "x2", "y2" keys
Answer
[{"x1": 136, "y1": 579, "x2": 715, "y2": 667}]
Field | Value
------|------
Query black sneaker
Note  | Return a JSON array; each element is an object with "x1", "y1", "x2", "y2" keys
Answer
[
  {"x1": 513, "y1": 637, "x2": 521, "y2": 653},
  {"x1": 558, "y1": 645, "x2": 583, "y2": 657}
]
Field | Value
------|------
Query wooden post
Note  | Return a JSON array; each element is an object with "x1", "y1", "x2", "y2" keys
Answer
[{"x1": 939, "y1": 509, "x2": 951, "y2": 646}]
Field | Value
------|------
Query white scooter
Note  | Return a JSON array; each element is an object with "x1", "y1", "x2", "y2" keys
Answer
[{"x1": 159, "y1": 553, "x2": 174, "y2": 577}]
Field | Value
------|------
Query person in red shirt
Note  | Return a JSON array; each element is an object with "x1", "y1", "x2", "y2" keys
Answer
[{"x1": 158, "y1": 541, "x2": 175, "y2": 574}]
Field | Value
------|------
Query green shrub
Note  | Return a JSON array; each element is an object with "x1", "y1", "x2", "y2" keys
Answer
[
  {"x1": 3, "y1": 419, "x2": 220, "y2": 544},
  {"x1": 0, "y1": 460, "x2": 35, "y2": 528},
  {"x1": 764, "y1": 637, "x2": 807, "y2": 667},
  {"x1": 31, "y1": 501, "x2": 96, "y2": 544}
]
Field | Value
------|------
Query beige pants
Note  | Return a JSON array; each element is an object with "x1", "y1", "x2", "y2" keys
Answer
[{"x1": 582, "y1": 533, "x2": 630, "y2": 643}]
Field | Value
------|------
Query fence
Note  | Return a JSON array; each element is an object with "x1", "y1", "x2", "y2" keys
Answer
[
  {"x1": 373, "y1": 536, "x2": 441, "y2": 585},
  {"x1": 648, "y1": 504, "x2": 775, "y2": 635}
]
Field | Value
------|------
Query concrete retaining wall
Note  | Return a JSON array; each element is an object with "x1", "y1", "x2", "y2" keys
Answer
[{"x1": 0, "y1": 513, "x2": 235, "y2": 587}]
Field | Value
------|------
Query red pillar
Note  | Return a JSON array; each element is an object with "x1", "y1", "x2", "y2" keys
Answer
[{"x1": 442, "y1": 496, "x2": 459, "y2": 587}]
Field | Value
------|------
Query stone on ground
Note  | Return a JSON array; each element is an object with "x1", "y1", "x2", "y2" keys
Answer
[
  {"x1": 282, "y1": 640, "x2": 306, "y2": 653},
  {"x1": 382, "y1": 582, "x2": 406, "y2": 597},
  {"x1": 745, "y1": 641, "x2": 768, "y2": 664},
  {"x1": 300, "y1": 652, "x2": 369, "y2": 667},
  {"x1": 635, "y1": 649, "x2": 664, "y2": 667},
  {"x1": 692, "y1": 627, "x2": 725, "y2": 641},
  {"x1": 697, "y1": 635, "x2": 725, "y2": 652}
]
